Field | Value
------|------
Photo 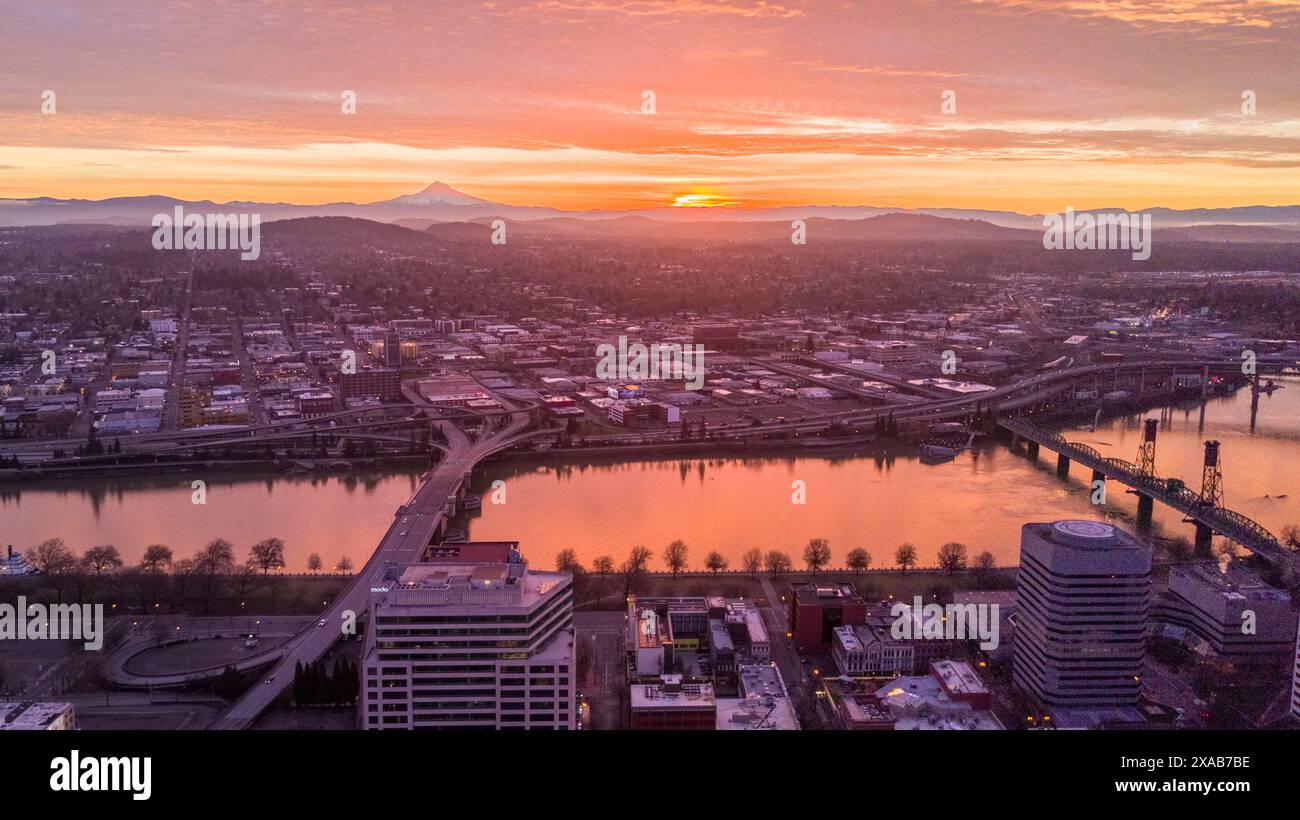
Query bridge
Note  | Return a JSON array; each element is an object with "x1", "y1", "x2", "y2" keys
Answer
[
  {"x1": 99, "y1": 398, "x2": 557, "y2": 729},
  {"x1": 998, "y1": 415, "x2": 1295, "y2": 573},
  {"x1": 71, "y1": 353, "x2": 1300, "y2": 723}
]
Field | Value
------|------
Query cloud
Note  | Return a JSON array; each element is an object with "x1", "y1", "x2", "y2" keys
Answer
[
  {"x1": 971, "y1": 0, "x2": 1300, "y2": 29},
  {"x1": 526, "y1": 0, "x2": 802, "y2": 18}
]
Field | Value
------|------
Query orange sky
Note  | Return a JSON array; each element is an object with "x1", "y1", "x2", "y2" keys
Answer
[{"x1": 2, "y1": 0, "x2": 1299, "y2": 211}]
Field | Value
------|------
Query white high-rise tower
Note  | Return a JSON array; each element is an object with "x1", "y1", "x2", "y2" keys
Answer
[{"x1": 1014, "y1": 520, "x2": 1151, "y2": 712}]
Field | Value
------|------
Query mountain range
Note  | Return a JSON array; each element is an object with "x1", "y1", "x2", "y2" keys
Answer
[{"x1": 3, "y1": 181, "x2": 1300, "y2": 242}]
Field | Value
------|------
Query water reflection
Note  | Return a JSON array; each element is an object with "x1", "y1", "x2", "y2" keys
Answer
[{"x1": 0, "y1": 379, "x2": 1295, "y2": 573}]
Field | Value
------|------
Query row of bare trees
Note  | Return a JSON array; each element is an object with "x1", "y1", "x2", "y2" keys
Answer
[
  {"x1": 552, "y1": 538, "x2": 1000, "y2": 587},
  {"x1": 23, "y1": 537, "x2": 360, "y2": 577},
  {"x1": 18, "y1": 537, "x2": 359, "y2": 614}
]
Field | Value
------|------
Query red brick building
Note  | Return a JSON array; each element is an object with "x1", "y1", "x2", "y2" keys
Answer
[{"x1": 789, "y1": 582, "x2": 868, "y2": 653}]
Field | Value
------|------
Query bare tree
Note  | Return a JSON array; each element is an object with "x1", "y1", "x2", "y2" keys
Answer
[
  {"x1": 141, "y1": 544, "x2": 173, "y2": 573},
  {"x1": 663, "y1": 539, "x2": 689, "y2": 577},
  {"x1": 937, "y1": 542, "x2": 969, "y2": 574},
  {"x1": 705, "y1": 550, "x2": 728, "y2": 574},
  {"x1": 555, "y1": 548, "x2": 585, "y2": 576},
  {"x1": 195, "y1": 539, "x2": 235, "y2": 614},
  {"x1": 248, "y1": 537, "x2": 286, "y2": 575},
  {"x1": 306, "y1": 553, "x2": 323, "y2": 573},
  {"x1": 764, "y1": 550, "x2": 792, "y2": 575},
  {"x1": 622, "y1": 545, "x2": 652, "y2": 597},
  {"x1": 81, "y1": 544, "x2": 124, "y2": 575},
  {"x1": 25, "y1": 538, "x2": 76, "y2": 574},
  {"x1": 895, "y1": 542, "x2": 917, "y2": 573},
  {"x1": 336, "y1": 556, "x2": 355, "y2": 574},
  {"x1": 742, "y1": 547, "x2": 763, "y2": 577},
  {"x1": 803, "y1": 538, "x2": 831, "y2": 574},
  {"x1": 196, "y1": 539, "x2": 235, "y2": 573},
  {"x1": 846, "y1": 547, "x2": 872, "y2": 573}
]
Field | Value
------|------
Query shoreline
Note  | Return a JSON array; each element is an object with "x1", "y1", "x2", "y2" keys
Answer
[{"x1": 0, "y1": 436, "x2": 908, "y2": 487}]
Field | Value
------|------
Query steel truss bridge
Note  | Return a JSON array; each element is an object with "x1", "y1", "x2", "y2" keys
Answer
[{"x1": 999, "y1": 416, "x2": 1295, "y2": 573}]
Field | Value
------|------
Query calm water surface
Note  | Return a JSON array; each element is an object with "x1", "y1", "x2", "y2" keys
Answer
[{"x1": 2, "y1": 378, "x2": 1296, "y2": 571}]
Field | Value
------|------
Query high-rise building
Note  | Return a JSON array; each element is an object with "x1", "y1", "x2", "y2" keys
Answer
[
  {"x1": 1292, "y1": 614, "x2": 1300, "y2": 722},
  {"x1": 1014, "y1": 520, "x2": 1150, "y2": 711},
  {"x1": 382, "y1": 329, "x2": 402, "y2": 368},
  {"x1": 359, "y1": 542, "x2": 575, "y2": 730}
]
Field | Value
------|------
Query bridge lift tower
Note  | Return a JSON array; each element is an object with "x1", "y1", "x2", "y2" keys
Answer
[
  {"x1": 1201, "y1": 440, "x2": 1224, "y2": 508},
  {"x1": 1189, "y1": 440, "x2": 1224, "y2": 555},
  {"x1": 1128, "y1": 418, "x2": 1159, "y2": 527}
]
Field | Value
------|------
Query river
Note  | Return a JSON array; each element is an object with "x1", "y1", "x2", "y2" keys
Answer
[{"x1": 2, "y1": 378, "x2": 1296, "y2": 572}]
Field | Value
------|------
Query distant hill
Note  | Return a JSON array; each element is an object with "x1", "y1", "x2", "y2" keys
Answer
[
  {"x1": 4, "y1": 181, "x2": 1300, "y2": 240},
  {"x1": 1154, "y1": 223, "x2": 1300, "y2": 243},
  {"x1": 430, "y1": 212, "x2": 1037, "y2": 242},
  {"x1": 262, "y1": 216, "x2": 434, "y2": 244}
]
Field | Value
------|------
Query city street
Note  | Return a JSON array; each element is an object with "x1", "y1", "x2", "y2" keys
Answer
[{"x1": 575, "y1": 611, "x2": 626, "y2": 730}]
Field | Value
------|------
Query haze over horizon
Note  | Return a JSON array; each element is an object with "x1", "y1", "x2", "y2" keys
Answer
[{"x1": 3, "y1": 0, "x2": 1300, "y2": 211}]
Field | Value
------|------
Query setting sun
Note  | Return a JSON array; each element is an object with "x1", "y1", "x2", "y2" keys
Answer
[{"x1": 670, "y1": 193, "x2": 736, "y2": 208}]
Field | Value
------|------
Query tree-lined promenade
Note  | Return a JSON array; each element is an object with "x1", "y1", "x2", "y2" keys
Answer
[
  {"x1": 11, "y1": 537, "x2": 355, "y2": 615},
  {"x1": 554, "y1": 538, "x2": 1011, "y2": 608},
  {"x1": 4, "y1": 535, "x2": 1013, "y2": 615}
]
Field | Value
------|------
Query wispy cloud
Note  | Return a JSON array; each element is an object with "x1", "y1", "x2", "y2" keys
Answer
[
  {"x1": 0, "y1": 0, "x2": 1296, "y2": 209},
  {"x1": 972, "y1": 0, "x2": 1300, "y2": 29}
]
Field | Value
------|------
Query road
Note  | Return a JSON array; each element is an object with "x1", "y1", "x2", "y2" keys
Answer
[
  {"x1": 160, "y1": 269, "x2": 193, "y2": 431},
  {"x1": 6, "y1": 357, "x2": 1294, "y2": 464},
  {"x1": 575, "y1": 611, "x2": 626, "y2": 730},
  {"x1": 206, "y1": 404, "x2": 540, "y2": 728},
  {"x1": 758, "y1": 575, "x2": 816, "y2": 727}
]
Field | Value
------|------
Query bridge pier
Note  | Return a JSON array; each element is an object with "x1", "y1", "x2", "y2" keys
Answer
[
  {"x1": 1250, "y1": 376, "x2": 1260, "y2": 432},
  {"x1": 1193, "y1": 523, "x2": 1214, "y2": 557},
  {"x1": 1056, "y1": 453, "x2": 1070, "y2": 477},
  {"x1": 1135, "y1": 493, "x2": 1154, "y2": 527},
  {"x1": 1091, "y1": 469, "x2": 1105, "y2": 485},
  {"x1": 1026, "y1": 441, "x2": 1039, "y2": 460}
]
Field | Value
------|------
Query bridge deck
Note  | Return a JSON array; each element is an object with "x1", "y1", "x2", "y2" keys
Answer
[{"x1": 998, "y1": 416, "x2": 1293, "y2": 570}]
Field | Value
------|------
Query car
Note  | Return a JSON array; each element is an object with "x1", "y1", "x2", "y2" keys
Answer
[
  {"x1": 264, "y1": 676, "x2": 275, "y2": 684},
  {"x1": 318, "y1": 618, "x2": 328, "y2": 627}
]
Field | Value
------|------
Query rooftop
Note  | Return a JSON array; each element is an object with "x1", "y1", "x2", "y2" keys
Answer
[
  {"x1": 0, "y1": 702, "x2": 73, "y2": 730},
  {"x1": 630, "y1": 679, "x2": 716, "y2": 710},
  {"x1": 875, "y1": 671, "x2": 1002, "y2": 730},
  {"x1": 1169, "y1": 561, "x2": 1290, "y2": 602},
  {"x1": 792, "y1": 582, "x2": 864, "y2": 607}
]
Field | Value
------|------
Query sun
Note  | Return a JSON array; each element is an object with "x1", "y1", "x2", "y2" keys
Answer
[{"x1": 670, "y1": 192, "x2": 736, "y2": 208}]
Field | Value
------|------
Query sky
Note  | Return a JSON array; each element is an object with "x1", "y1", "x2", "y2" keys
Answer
[{"x1": 2, "y1": 0, "x2": 1300, "y2": 212}]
